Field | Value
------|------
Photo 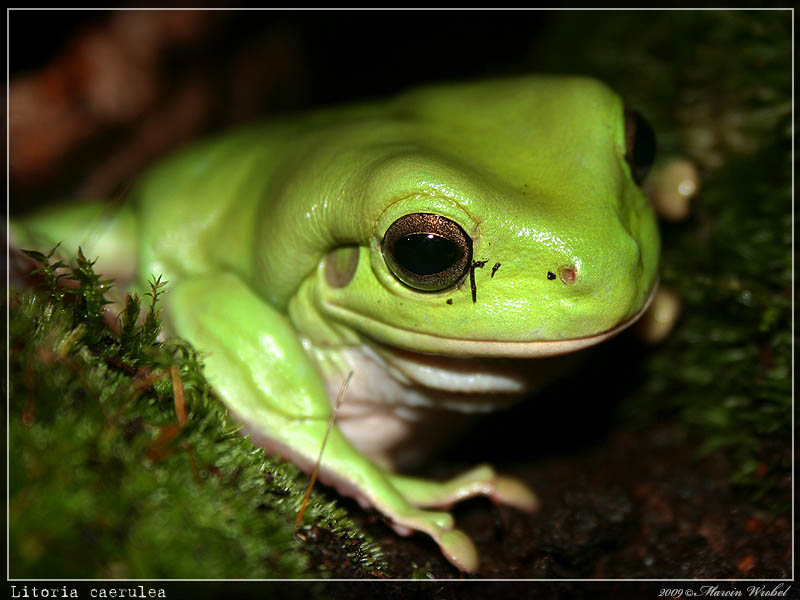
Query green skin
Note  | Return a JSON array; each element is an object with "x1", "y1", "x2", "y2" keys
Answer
[{"x1": 12, "y1": 76, "x2": 660, "y2": 573}]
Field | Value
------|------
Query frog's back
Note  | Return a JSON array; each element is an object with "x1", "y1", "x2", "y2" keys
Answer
[
  {"x1": 132, "y1": 101, "x2": 392, "y2": 287},
  {"x1": 134, "y1": 124, "x2": 290, "y2": 285}
]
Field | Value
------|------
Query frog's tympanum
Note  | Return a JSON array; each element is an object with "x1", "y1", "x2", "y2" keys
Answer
[{"x1": 12, "y1": 77, "x2": 662, "y2": 572}]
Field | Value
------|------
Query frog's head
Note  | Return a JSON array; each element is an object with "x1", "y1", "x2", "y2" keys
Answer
[{"x1": 298, "y1": 77, "x2": 660, "y2": 358}]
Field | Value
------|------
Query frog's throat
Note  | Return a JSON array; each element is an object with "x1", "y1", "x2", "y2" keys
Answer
[{"x1": 335, "y1": 281, "x2": 659, "y2": 359}]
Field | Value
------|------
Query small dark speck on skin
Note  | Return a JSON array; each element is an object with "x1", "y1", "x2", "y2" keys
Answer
[
  {"x1": 446, "y1": 298, "x2": 453, "y2": 305},
  {"x1": 491, "y1": 262, "x2": 501, "y2": 278},
  {"x1": 470, "y1": 259, "x2": 488, "y2": 303},
  {"x1": 547, "y1": 271, "x2": 557, "y2": 280}
]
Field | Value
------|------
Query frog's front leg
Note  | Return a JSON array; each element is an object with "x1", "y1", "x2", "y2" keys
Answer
[{"x1": 166, "y1": 272, "x2": 481, "y2": 572}]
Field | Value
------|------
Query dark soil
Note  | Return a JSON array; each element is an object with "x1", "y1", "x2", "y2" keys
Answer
[{"x1": 314, "y1": 419, "x2": 790, "y2": 580}]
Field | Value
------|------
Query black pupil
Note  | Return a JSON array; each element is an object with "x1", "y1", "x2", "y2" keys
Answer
[{"x1": 395, "y1": 233, "x2": 458, "y2": 276}]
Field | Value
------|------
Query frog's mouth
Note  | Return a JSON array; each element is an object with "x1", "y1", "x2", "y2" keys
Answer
[{"x1": 328, "y1": 281, "x2": 658, "y2": 359}]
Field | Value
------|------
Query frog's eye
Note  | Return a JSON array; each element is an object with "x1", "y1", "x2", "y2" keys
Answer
[
  {"x1": 382, "y1": 213, "x2": 473, "y2": 292},
  {"x1": 624, "y1": 109, "x2": 656, "y2": 185}
]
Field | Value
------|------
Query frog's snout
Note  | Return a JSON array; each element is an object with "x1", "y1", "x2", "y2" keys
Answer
[
  {"x1": 552, "y1": 226, "x2": 649, "y2": 333},
  {"x1": 592, "y1": 231, "x2": 647, "y2": 316}
]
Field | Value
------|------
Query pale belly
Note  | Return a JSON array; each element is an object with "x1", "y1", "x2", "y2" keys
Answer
[{"x1": 312, "y1": 342, "x2": 581, "y2": 470}]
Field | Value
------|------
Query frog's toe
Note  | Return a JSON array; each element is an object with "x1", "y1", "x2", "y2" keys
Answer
[
  {"x1": 645, "y1": 158, "x2": 700, "y2": 222},
  {"x1": 388, "y1": 464, "x2": 538, "y2": 513},
  {"x1": 413, "y1": 509, "x2": 454, "y2": 532},
  {"x1": 634, "y1": 284, "x2": 681, "y2": 344},
  {"x1": 387, "y1": 508, "x2": 478, "y2": 571},
  {"x1": 438, "y1": 464, "x2": 539, "y2": 513},
  {"x1": 492, "y1": 475, "x2": 539, "y2": 513},
  {"x1": 436, "y1": 529, "x2": 479, "y2": 573},
  {"x1": 386, "y1": 507, "x2": 454, "y2": 537}
]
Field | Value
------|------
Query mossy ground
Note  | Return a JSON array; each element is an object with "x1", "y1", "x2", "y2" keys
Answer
[{"x1": 8, "y1": 251, "x2": 388, "y2": 580}]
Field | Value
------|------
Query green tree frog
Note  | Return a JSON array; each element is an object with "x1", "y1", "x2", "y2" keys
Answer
[{"x1": 11, "y1": 76, "x2": 662, "y2": 573}]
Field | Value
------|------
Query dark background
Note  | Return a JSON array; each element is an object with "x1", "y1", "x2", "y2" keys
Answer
[
  {"x1": 9, "y1": 10, "x2": 548, "y2": 99},
  {"x1": 9, "y1": 10, "x2": 555, "y2": 211}
]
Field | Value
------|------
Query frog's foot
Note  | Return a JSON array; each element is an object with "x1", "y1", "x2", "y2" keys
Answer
[
  {"x1": 389, "y1": 463, "x2": 539, "y2": 513},
  {"x1": 644, "y1": 158, "x2": 700, "y2": 222},
  {"x1": 634, "y1": 284, "x2": 681, "y2": 344},
  {"x1": 637, "y1": 157, "x2": 696, "y2": 344},
  {"x1": 381, "y1": 507, "x2": 479, "y2": 572}
]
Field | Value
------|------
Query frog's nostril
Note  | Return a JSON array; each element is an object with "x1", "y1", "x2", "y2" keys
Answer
[{"x1": 557, "y1": 264, "x2": 578, "y2": 285}]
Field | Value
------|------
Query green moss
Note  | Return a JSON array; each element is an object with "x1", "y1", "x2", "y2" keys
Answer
[{"x1": 9, "y1": 250, "x2": 388, "y2": 579}]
